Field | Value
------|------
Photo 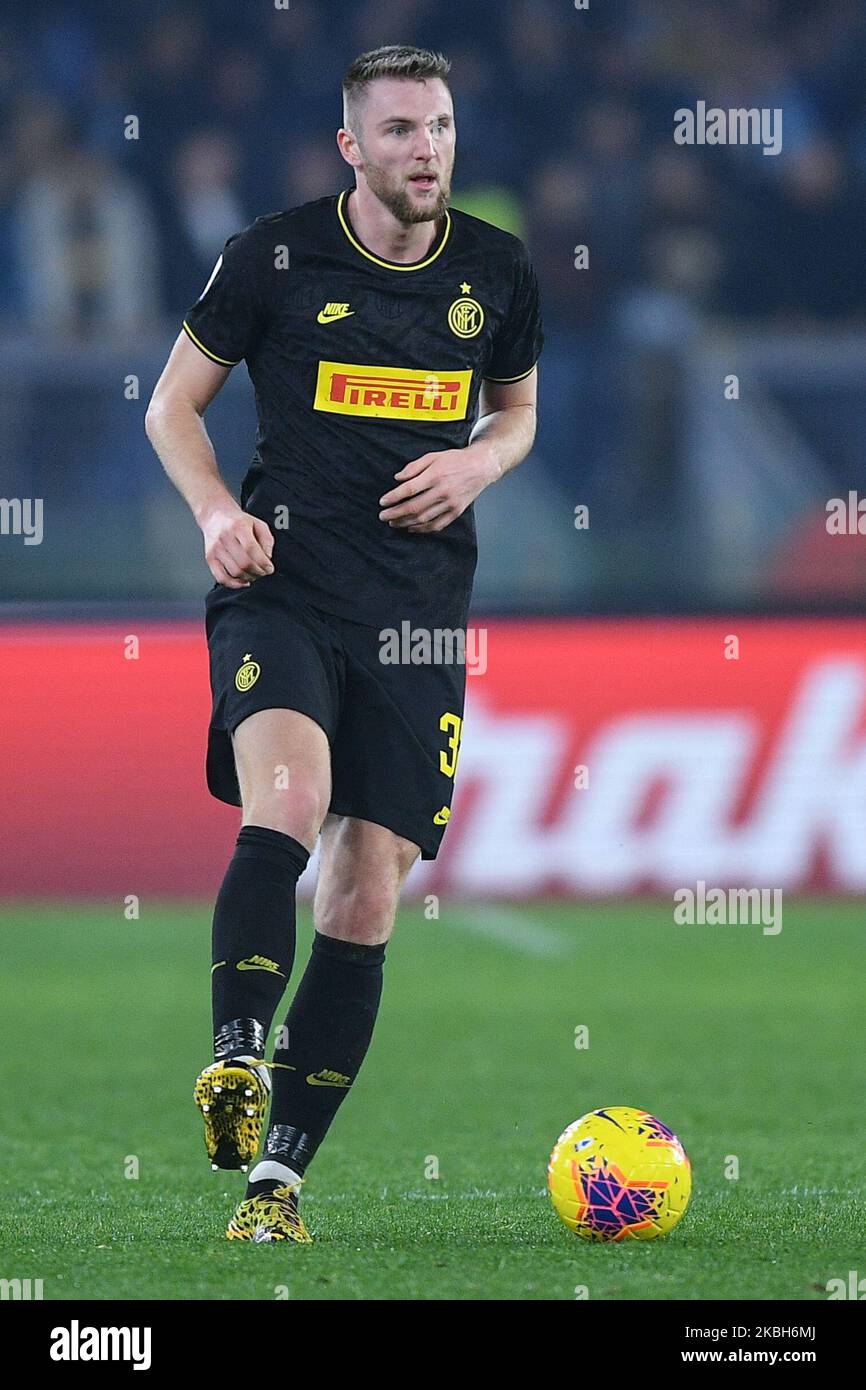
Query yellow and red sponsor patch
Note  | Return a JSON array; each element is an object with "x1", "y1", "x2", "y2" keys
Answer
[{"x1": 314, "y1": 360, "x2": 472, "y2": 421}]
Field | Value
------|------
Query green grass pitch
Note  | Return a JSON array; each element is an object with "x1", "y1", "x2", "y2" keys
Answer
[{"x1": 1, "y1": 898, "x2": 863, "y2": 1301}]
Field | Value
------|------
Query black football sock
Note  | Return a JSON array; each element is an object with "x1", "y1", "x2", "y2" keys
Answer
[
  {"x1": 211, "y1": 825, "x2": 309, "y2": 1063},
  {"x1": 245, "y1": 931, "x2": 385, "y2": 1194}
]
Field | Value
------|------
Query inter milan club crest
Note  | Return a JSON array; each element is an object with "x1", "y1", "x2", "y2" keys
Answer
[
  {"x1": 448, "y1": 284, "x2": 484, "y2": 339},
  {"x1": 235, "y1": 653, "x2": 261, "y2": 692}
]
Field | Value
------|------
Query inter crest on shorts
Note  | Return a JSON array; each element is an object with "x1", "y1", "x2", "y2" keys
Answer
[{"x1": 235, "y1": 654, "x2": 261, "y2": 691}]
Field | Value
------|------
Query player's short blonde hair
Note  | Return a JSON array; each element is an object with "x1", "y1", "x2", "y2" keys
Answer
[{"x1": 342, "y1": 45, "x2": 451, "y2": 137}]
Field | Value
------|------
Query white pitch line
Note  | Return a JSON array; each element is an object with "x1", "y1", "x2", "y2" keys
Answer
[{"x1": 449, "y1": 905, "x2": 571, "y2": 958}]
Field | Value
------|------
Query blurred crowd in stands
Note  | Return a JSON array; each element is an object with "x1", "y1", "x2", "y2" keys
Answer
[
  {"x1": 1, "y1": 0, "x2": 866, "y2": 336},
  {"x1": 1, "y1": 0, "x2": 865, "y2": 609}
]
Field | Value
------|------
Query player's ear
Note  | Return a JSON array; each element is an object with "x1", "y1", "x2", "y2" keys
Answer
[{"x1": 336, "y1": 127, "x2": 358, "y2": 166}]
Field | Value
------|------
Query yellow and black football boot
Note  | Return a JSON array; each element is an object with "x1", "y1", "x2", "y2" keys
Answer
[
  {"x1": 226, "y1": 1182, "x2": 313, "y2": 1244},
  {"x1": 194, "y1": 1056, "x2": 270, "y2": 1171}
]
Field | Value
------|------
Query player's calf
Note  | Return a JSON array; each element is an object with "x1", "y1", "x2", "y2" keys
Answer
[{"x1": 200, "y1": 823, "x2": 310, "y2": 1170}]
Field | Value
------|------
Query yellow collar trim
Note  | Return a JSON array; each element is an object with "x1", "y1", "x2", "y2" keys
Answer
[{"x1": 336, "y1": 189, "x2": 451, "y2": 271}]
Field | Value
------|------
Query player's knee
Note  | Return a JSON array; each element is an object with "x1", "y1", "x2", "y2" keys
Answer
[
  {"x1": 317, "y1": 882, "x2": 400, "y2": 943},
  {"x1": 242, "y1": 779, "x2": 328, "y2": 848}
]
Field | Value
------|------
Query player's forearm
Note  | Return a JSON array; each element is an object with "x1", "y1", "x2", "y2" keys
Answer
[
  {"x1": 467, "y1": 404, "x2": 537, "y2": 482},
  {"x1": 145, "y1": 400, "x2": 238, "y2": 525}
]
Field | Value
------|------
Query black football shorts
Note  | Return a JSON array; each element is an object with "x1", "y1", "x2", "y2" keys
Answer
[{"x1": 204, "y1": 573, "x2": 466, "y2": 859}]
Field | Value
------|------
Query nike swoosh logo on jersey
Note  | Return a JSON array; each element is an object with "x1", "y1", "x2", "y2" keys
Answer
[{"x1": 317, "y1": 303, "x2": 355, "y2": 323}]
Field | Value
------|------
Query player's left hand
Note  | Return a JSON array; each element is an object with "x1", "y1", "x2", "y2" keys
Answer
[{"x1": 378, "y1": 447, "x2": 500, "y2": 533}]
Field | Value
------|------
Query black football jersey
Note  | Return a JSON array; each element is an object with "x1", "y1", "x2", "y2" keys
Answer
[{"x1": 182, "y1": 188, "x2": 544, "y2": 628}]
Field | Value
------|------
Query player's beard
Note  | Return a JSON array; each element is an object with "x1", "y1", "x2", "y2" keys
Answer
[{"x1": 361, "y1": 155, "x2": 451, "y2": 225}]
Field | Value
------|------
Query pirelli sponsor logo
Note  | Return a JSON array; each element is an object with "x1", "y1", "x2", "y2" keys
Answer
[{"x1": 314, "y1": 360, "x2": 472, "y2": 421}]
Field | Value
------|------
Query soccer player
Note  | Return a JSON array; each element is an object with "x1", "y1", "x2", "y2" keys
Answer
[{"x1": 145, "y1": 45, "x2": 543, "y2": 1243}]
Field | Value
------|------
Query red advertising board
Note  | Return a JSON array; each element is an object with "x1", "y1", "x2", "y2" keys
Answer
[{"x1": 2, "y1": 620, "x2": 865, "y2": 898}]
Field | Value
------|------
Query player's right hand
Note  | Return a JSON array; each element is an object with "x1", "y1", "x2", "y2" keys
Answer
[{"x1": 201, "y1": 505, "x2": 275, "y2": 588}]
